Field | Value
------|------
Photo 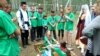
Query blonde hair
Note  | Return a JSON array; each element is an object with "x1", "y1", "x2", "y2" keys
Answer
[{"x1": 96, "y1": 0, "x2": 100, "y2": 15}]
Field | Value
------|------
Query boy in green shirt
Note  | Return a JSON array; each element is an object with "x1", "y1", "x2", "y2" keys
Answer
[
  {"x1": 29, "y1": 5, "x2": 38, "y2": 42},
  {"x1": 37, "y1": 6, "x2": 45, "y2": 39},
  {"x1": 48, "y1": 10, "x2": 57, "y2": 39}
]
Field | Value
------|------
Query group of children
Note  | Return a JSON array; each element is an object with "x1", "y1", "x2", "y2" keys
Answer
[
  {"x1": 29, "y1": 5, "x2": 75, "y2": 56},
  {"x1": 29, "y1": 5, "x2": 75, "y2": 43}
]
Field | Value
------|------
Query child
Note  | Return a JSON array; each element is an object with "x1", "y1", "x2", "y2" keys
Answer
[
  {"x1": 29, "y1": 5, "x2": 38, "y2": 42},
  {"x1": 57, "y1": 10, "x2": 65, "y2": 41},
  {"x1": 48, "y1": 10, "x2": 57, "y2": 39},
  {"x1": 42, "y1": 14, "x2": 48, "y2": 37},
  {"x1": 65, "y1": 6, "x2": 75, "y2": 49},
  {"x1": 43, "y1": 30, "x2": 67, "y2": 56},
  {"x1": 60, "y1": 41, "x2": 71, "y2": 56}
]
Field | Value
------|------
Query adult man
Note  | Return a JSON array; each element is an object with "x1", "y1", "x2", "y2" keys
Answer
[
  {"x1": 0, "y1": 0, "x2": 20, "y2": 55},
  {"x1": 16, "y1": 2, "x2": 31, "y2": 48}
]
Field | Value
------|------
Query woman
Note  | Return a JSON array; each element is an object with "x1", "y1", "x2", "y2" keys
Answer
[
  {"x1": 0, "y1": 0, "x2": 21, "y2": 56},
  {"x1": 76, "y1": 4, "x2": 91, "y2": 54},
  {"x1": 82, "y1": 1, "x2": 100, "y2": 56}
]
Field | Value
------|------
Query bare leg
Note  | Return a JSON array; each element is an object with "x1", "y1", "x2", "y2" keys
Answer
[{"x1": 66, "y1": 31, "x2": 68, "y2": 43}]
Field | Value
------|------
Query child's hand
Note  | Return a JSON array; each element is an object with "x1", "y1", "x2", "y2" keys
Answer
[
  {"x1": 49, "y1": 44, "x2": 54, "y2": 48},
  {"x1": 56, "y1": 41, "x2": 59, "y2": 45}
]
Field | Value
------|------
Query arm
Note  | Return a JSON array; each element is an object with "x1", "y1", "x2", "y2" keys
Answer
[
  {"x1": 12, "y1": 17, "x2": 17, "y2": 22},
  {"x1": 16, "y1": 11, "x2": 23, "y2": 29},
  {"x1": 82, "y1": 16, "x2": 100, "y2": 38},
  {"x1": 65, "y1": 15, "x2": 74, "y2": 22},
  {"x1": 1, "y1": 14, "x2": 21, "y2": 37},
  {"x1": 52, "y1": 37, "x2": 59, "y2": 44}
]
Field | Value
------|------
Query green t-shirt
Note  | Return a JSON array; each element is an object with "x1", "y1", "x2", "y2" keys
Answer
[
  {"x1": 29, "y1": 11, "x2": 38, "y2": 27},
  {"x1": 57, "y1": 15, "x2": 65, "y2": 30},
  {"x1": 65, "y1": 12, "x2": 75, "y2": 31},
  {"x1": 0, "y1": 10, "x2": 20, "y2": 56},
  {"x1": 47, "y1": 16, "x2": 58, "y2": 30},
  {"x1": 42, "y1": 18, "x2": 48, "y2": 26},
  {"x1": 37, "y1": 12, "x2": 45, "y2": 26},
  {"x1": 44, "y1": 36, "x2": 55, "y2": 46},
  {"x1": 43, "y1": 36, "x2": 67, "y2": 56}
]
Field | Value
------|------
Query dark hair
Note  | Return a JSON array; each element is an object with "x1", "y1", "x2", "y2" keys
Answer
[
  {"x1": 38, "y1": 7, "x2": 43, "y2": 9},
  {"x1": 21, "y1": 2, "x2": 26, "y2": 6},
  {"x1": 60, "y1": 41, "x2": 67, "y2": 48},
  {"x1": 51, "y1": 10, "x2": 55, "y2": 13}
]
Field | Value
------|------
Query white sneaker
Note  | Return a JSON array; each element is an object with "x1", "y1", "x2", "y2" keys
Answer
[
  {"x1": 77, "y1": 46, "x2": 81, "y2": 49},
  {"x1": 67, "y1": 47, "x2": 73, "y2": 51}
]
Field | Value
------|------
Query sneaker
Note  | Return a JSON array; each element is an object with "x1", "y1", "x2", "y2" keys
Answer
[
  {"x1": 77, "y1": 46, "x2": 81, "y2": 49},
  {"x1": 67, "y1": 47, "x2": 73, "y2": 51}
]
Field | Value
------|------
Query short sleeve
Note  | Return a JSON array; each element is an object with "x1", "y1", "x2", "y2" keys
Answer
[
  {"x1": 1, "y1": 14, "x2": 17, "y2": 35},
  {"x1": 34, "y1": 12, "x2": 38, "y2": 18},
  {"x1": 70, "y1": 13, "x2": 75, "y2": 20}
]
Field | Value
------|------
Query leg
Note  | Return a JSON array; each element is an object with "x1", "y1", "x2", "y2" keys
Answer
[
  {"x1": 66, "y1": 31, "x2": 68, "y2": 43},
  {"x1": 21, "y1": 30, "x2": 26, "y2": 47},
  {"x1": 44, "y1": 27, "x2": 47, "y2": 35},
  {"x1": 68, "y1": 31, "x2": 72, "y2": 45},
  {"x1": 53, "y1": 30, "x2": 57, "y2": 39},
  {"x1": 58, "y1": 30, "x2": 60, "y2": 41},
  {"x1": 37, "y1": 26, "x2": 40, "y2": 38},
  {"x1": 58, "y1": 30, "x2": 60, "y2": 37},
  {"x1": 61, "y1": 30, "x2": 64, "y2": 41},
  {"x1": 40, "y1": 26, "x2": 43, "y2": 39},
  {"x1": 61, "y1": 30, "x2": 64, "y2": 38},
  {"x1": 42, "y1": 27, "x2": 45, "y2": 38},
  {"x1": 34, "y1": 27, "x2": 36, "y2": 41},
  {"x1": 31, "y1": 27, "x2": 34, "y2": 41},
  {"x1": 25, "y1": 30, "x2": 29, "y2": 45}
]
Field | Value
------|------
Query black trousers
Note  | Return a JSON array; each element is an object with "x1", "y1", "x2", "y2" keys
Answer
[
  {"x1": 31, "y1": 27, "x2": 37, "y2": 41},
  {"x1": 43, "y1": 26, "x2": 48, "y2": 37},
  {"x1": 37, "y1": 26, "x2": 43, "y2": 39},
  {"x1": 85, "y1": 50, "x2": 93, "y2": 56},
  {"x1": 21, "y1": 30, "x2": 29, "y2": 46},
  {"x1": 85, "y1": 50, "x2": 100, "y2": 56},
  {"x1": 51, "y1": 30, "x2": 56, "y2": 39},
  {"x1": 58, "y1": 30, "x2": 64, "y2": 37}
]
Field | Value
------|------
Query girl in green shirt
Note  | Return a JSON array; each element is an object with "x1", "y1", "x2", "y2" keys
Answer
[
  {"x1": 65, "y1": 6, "x2": 75, "y2": 49},
  {"x1": 57, "y1": 11, "x2": 65, "y2": 41}
]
